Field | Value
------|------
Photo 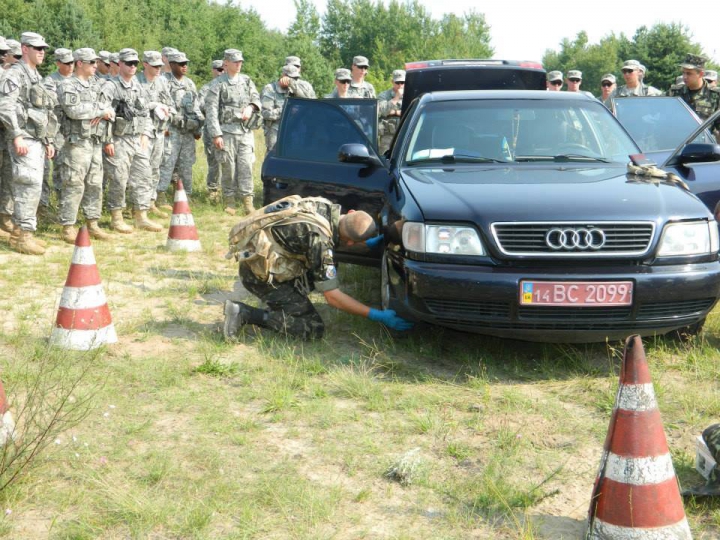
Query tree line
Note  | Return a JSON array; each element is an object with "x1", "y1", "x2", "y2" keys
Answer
[{"x1": 0, "y1": 0, "x2": 714, "y2": 98}]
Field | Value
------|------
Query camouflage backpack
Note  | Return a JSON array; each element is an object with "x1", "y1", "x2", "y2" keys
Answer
[{"x1": 226, "y1": 195, "x2": 335, "y2": 283}]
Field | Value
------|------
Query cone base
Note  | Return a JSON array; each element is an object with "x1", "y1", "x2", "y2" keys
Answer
[
  {"x1": 49, "y1": 324, "x2": 118, "y2": 351},
  {"x1": 166, "y1": 239, "x2": 202, "y2": 252},
  {"x1": 587, "y1": 517, "x2": 692, "y2": 539}
]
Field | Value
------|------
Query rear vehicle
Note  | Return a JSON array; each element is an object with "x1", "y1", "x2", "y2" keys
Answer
[{"x1": 261, "y1": 63, "x2": 720, "y2": 342}]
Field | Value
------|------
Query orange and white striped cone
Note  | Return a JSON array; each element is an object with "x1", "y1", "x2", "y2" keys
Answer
[
  {"x1": 49, "y1": 226, "x2": 118, "y2": 351},
  {"x1": 166, "y1": 179, "x2": 201, "y2": 252},
  {"x1": 586, "y1": 335, "x2": 692, "y2": 539},
  {"x1": 0, "y1": 378, "x2": 15, "y2": 445}
]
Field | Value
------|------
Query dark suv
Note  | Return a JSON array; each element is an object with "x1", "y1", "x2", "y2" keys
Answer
[{"x1": 261, "y1": 61, "x2": 720, "y2": 342}]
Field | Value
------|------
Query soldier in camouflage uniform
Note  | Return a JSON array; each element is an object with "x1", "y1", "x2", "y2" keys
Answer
[
  {"x1": 261, "y1": 64, "x2": 313, "y2": 153},
  {"x1": 158, "y1": 51, "x2": 203, "y2": 199},
  {"x1": 223, "y1": 196, "x2": 412, "y2": 340},
  {"x1": 4, "y1": 40, "x2": 21, "y2": 68},
  {"x1": 160, "y1": 47, "x2": 178, "y2": 77},
  {"x1": 136, "y1": 50, "x2": 174, "y2": 218},
  {"x1": 56, "y1": 48, "x2": 114, "y2": 244},
  {"x1": 100, "y1": 48, "x2": 160, "y2": 233},
  {"x1": 108, "y1": 53, "x2": 120, "y2": 78},
  {"x1": 284, "y1": 56, "x2": 316, "y2": 99},
  {"x1": 600, "y1": 74, "x2": 616, "y2": 103},
  {"x1": 198, "y1": 59, "x2": 224, "y2": 201},
  {"x1": 605, "y1": 59, "x2": 663, "y2": 106},
  {"x1": 205, "y1": 49, "x2": 261, "y2": 216},
  {"x1": 328, "y1": 56, "x2": 375, "y2": 98},
  {"x1": 0, "y1": 37, "x2": 12, "y2": 240},
  {"x1": 96, "y1": 51, "x2": 111, "y2": 81},
  {"x1": 377, "y1": 69, "x2": 405, "y2": 154},
  {"x1": 669, "y1": 54, "x2": 720, "y2": 139},
  {"x1": 706, "y1": 70, "x2": 718, "y2": 89},
  {"x1": 0, "y1": 32, "x2": 57, "y2": 255},
  {"x1": 40, "y1": 48, "x2": 74, "y2": 216},
  {"x1": 324, "y1": 68, "x2": 352, "y2": 98}
]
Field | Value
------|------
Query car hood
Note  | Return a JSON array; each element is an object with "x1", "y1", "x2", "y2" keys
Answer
[{"x1": 400, "y1": 165, "x2": 708, "y2": 223}]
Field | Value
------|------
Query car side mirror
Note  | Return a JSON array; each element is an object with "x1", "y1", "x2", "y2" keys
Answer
[
  {"x1": 338, "y1": 143, "x2": 382, "y2": 167},
  {"x1": 678, "y1": 143, "x2": 720, "y2": 164}
]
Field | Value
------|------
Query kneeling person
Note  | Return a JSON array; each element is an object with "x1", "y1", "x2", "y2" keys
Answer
[{"x1": 223, "y1": 196, "x2": 413, "y2": 340}]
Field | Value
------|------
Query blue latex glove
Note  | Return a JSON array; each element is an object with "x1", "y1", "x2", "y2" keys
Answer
[
  {"x1": 365, "y1": 234, "x2": 384, "y2": 250},
  {"x1": 367, "y1": 308, "x2": 414, "y2": 331}
]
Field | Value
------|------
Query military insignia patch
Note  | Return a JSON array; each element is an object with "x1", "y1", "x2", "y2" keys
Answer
[
  {"x1": 64, "y1": 93, "x2": 79, "y2": 105},
  {"x1": 325, "y1": 265, "x2": 336, "y2": 279},
  {"x1": 0, "y1": 78, "x2": 18, "y2": 95}
]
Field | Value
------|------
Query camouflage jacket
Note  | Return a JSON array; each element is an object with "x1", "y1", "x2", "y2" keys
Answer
[
  {"x1": 136, "y1": 72, "x2": 175, "y2": 137},
  {"x1": 377, "y1": 88, "x2": 402, "y2": 137},
  {"x1": 296, "y1": 79, "x2": 316, "y2": 99},
  {"x1": 328, "y1": 80, "x2": 375, "y2": 99},
  {"x1": 204, "y1": 73, "x2": 261, "y2": 138},
  {"x1": 0, "y1": 60, "x2": 58, "y2": 143},
  {"x1": 669, "y1": 81, "x2": 720, "y2": 128},
  {"x1": 99, "y1": 75, "x2": 152, "y2": 139},
  {"x1": 56, "y1": 75, "x2": 114, "y2": 143},
  {"x1": 165, "y1": 74, "x2": 203, "y2": 135},
  {"x1": 261, "y1": 79, "x2": 314, "y2": 127},
  {"x1": 604, "y1": 83, "x2": 663, "y2": 106}
]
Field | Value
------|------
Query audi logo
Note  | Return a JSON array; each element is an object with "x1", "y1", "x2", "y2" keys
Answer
[{"x1": 545, "y1": 228, "x2": 606, "y2": 250}]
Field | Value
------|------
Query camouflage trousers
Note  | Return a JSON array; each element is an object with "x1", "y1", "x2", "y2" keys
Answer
[
  {"x1": 7, "y1": 137, "x2": 45, "y2": 231},
  {"x1": 215, "y1": 131, "x2": 254, "y2": 199},
  {"x1": 0, "y1": 138, "x2": 13, "y2": 216},
  {"x1": 159, "y1": 129, "x2": 196, "y2": 195},
  {"x1": 202, "y1": 128, "x2": 219, "y2": 192},
  {"x1": 263, "y1": 123, "x2": 278, "y2": 153},
  {"x1": 105, "y1": 135, "x2": 152, "y2": 211},
  {"x1": 379, "y1": 134, "x2": 394, "y2": 156},
  {"x1": 239, "y1": 264, "x2": 324, "y2": 340},
  {"x1": 57, "y1": 138, "x2": 103, "y2": 226},
  {"x1": 41, "y1": 132, "x2": 64, "y2": 207},
  {"x1": 144, "y1": 135, "x2": 165, "y2": 197}
]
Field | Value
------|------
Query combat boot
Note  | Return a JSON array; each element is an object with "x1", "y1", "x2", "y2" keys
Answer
[
  {"x1": 134, "y1": 209, "x2": 163, "y2": 232},
  {"x1": 156, "y1": 191, "x2": 173, "y2": 211},
  {"x1": 224, "y1": 197, "x2": 237, "y2": 216},
  {"x1": 241, "y1": 195, "x2": 254, "y2": 215},
  {"x1": 0, "y1": 213, "x2": 13, "y2": 234},
  {"x1": 149, "y1": 201, "x2": 169, "y2": 219},
  {"x1": 10, "y1": 227, "x2": 46, "y2": 255},
  {"x1": 223, "y1": 300, "x2": 248, "y2": 339},
  {"x1": 61, "y1": 225, "x2": 78, "y2": 245},
  {"x1": 87, "y1": 220, "x2": 112, "y2": 241},
  {"x1": 110, "y1": 209, "x2": 133, "y2": 234}
]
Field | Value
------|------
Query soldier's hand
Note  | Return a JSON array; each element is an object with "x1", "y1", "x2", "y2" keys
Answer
[
  {"x1": 90, "y1": 117, "x2": 101, "y2": 127},
  {"x1": 278, "y1": 76, "x2": 291, "y2": 88},
  {"x1": 367, "y1": 308, "x2": 414, "y2": 331},
  {"x1": 105, "y1": 143, "x2": 115, "y2": 157},
  {"x1": 46, "y1": 144, "x2": 55, "y2": 160},
  {"x1": 13, "y1": 136, "x2": 28, "y2": 156},
  {"x1": 214, "y1": 136, "x2": 224, "y2": 150},
  {"x1": 241, "y1": 106, "x2": 254, "y2": 121}
]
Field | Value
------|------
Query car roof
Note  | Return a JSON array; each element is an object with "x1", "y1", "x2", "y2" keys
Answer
[{"x1": 418, "y1": 89, "x2": 599, "y2": 104}]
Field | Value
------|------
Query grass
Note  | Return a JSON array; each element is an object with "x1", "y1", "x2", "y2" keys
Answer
[{"x1": 1, "y1": 135, "x2": 720, "y2": 538}]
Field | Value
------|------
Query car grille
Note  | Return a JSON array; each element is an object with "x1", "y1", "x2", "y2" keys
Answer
[{"x1": 491, "y1": 222, "x2": 654, "y2": 256}]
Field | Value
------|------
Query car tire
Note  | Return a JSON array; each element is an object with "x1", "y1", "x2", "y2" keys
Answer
[{"x1": 669, "y1": 318, "x2": 706, "y2": 342}]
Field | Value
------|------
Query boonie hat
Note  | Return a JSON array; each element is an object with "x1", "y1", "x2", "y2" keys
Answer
[
  {"x1": 143, "y1": 51, "x2": 163, "y2": 67},
  {"x1": 335, "y1": 68, "x2": 351, "y2": 81},
  {"x1": 54, "y1": 48, "x2": 73, "y2": 63},
  {"x1": 600, "y1": 73, "x2": 616, "y2": 84},
  {"x1": 224, "y1": 49, "x2": 243, "y2": 62},
  {"x1": 73, "y1": 48, "x2": 99, "y2": 62},
  {"x1": 392, "y1": 69, "x2": 406, "y2": 83},
  {"x1": 546, "y1": 70, "x2": 563, "y2": 82},
  {"x1": 110, "y1": 53, "x2": 120, "y2": 64},
  {"x1": 705, "y1": 70, "x2": 718, "y2": 82},
  {"x1": 161, "y1": 47, "x2": 178, "y2": 57},
  {"x1": 285, "y1": 55, "x2": 301, "y2": 67},
  {"x1": 352, "y1": 55, "x2": 369, "y2": 67},
  {"x1": 98, "y1": 50, "x2": 111, "y2": 63},
  {"x1": 168, "y1": 51, "x2": 189, "y2": 63},
  {"x1": 567, "y1": 70, "x2": 582, "y2": 80},
  {"x1": 679, "y1": 53, "x2": 707, "y2": 70},
  {"x1": 20, "y1": 32, "x2": 49, "y2": 48},
  {"x1": 282, "y1": 64, "x2": 300, "y2": 79},
  {"x1": 211, "y1": 59, "x2": 223, "y2": 70},
  {"x1": 118, "y1": 48, "x2": 139, "y2": 62},
  {"x1": 622, "y1": 59, "x2": 641, "y2": 71},
  {"x1": 6, "y1": 40, "x2": 21, "y2": 56}
]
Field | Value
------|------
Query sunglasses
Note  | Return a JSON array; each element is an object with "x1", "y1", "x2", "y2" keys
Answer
[
  {"x1": 355, "y1": 65, "x2": 368, "y2": 70},
  {"x1": 31, "y1": 46, "x2": 47, "y2": 52},
  {"x1": 568, "y1": 78, "x2": 581, "y2": 83},
  {"x1": 214, "y1": 68, "x2": 224, "y2": 72},
  {"x1": 14, "y1": 55, "x2": 21, "y2": 60},
  {"x1": 601, "y1": 82, "x2": 613, "y2": 87},
  {"x1": 395, "y1": 81, "x2": 405, "y2": 85},
  {"x1": 83, "y1": 60, "x2": 97, "y2": 65},
  {"x1": 549, "y1": 80, "x2": 562, "y2": 86},
  {"x1": 621, "y1": 69, "x2": 635, "y2": 74},
  {"x1": 61, "y1": 61, "x2": 73, "y2": 66},
  {"x1": 123, "y1": 60, "x2": 139, "y2": 67},
  {"x1": 338, "y1": 80, "x2": 351, "y2": 84},
  {"x1": 174, "y1": 61, "x2": 188, "y2": 67}
]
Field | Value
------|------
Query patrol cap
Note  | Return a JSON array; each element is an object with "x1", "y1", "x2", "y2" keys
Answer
[
  {"x1": 679, "y1": 53, "x2": 707, "y2": 70},
  {"x1": 54, "y1": 48, "x2": 73, "y2": 64},
  {"x1": 285, "y1": 55, "x2": 301, "y2": 67},
  {"x1": 546, "y1": 70, "x2": 563, "y2": 82},
  {"x1": 143, "y1": 51, "x2": 163, "y2": 67},
  {"x1": 600, "y1": 73, "x2": 616, "y2": 84},
  {"x1": 161, "y1": 47, "x2": 178, "y2": 57},
  {"x1": 0, "y1": 37, "x2": 8, "y2": 52},
  {"x1": 110, "y1": 53, "x2": 120, "y2": 64},
  {"x1": 705, "y1": 70, "x2": 718, "y2": 82},
  {"x1": 638, "y1": 64, "x2": 646, "y2": 74},
  {"x1": 281, "y1": 64, "x2": 300, "y2": 79},
  {"x1": 21, "y1": 32, "x2": 49, "y2": 48},
  {"x1": 118, "y1": 48, "x2": 139, "y2": 63},
  {"x1": 392, "y1": 69, "x2": 406, "y2": 83},
  {"x1": 73, "y1": 48, "x2": 100, "y2": 62},
  {"x1": 622, "y1": 59, "x2": 641, "y2": 71},
  {"x1": 6, "y1": 40, "x2": 21, "y2": 57},
  {"x1": 334, "y1": 68, "x2": 351, "y2": 81},
  {"x1": 352, "y1": 55, "x2": 369, "y2": 67},
  {"x1": 168, "y1": 51, "x2": 189, "y2": 63},
  {"x1": 567, "y1": 69, "x2": 582, "y2": 80},
  {"x1": 98, "y1": 50, "x2": 111, "y2": 63},
  {"x1": 224, "y1": 49, "x2": 243, "y2": 62},
  {"x1": 211, "y1": 59, "x2": 223, "y2": 70}
]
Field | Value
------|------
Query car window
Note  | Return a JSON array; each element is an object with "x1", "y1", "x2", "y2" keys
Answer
[
  {"x1": 405, "y1": 99, "x2": 638, "y2": 165},
  {"x1": 614, "y1": 97, "x2": 716, "y2": 152},
  {"x1": 277, "y1": 99, "x2": 378, "y2": 163}
]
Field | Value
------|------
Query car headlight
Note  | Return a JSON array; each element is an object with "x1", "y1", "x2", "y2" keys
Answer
[
  {"x1": 402, "y1": 222, "x2": 485, "y2": 255},
  {"x1": 657, "y1": 221, "x2": 719, "y2": 257}
]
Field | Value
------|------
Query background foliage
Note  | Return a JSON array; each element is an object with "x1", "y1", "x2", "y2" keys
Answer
[{"x1": 0, "y1": 0, "x2": 715, "y2": 97}]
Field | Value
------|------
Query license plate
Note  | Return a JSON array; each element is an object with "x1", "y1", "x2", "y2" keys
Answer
[{"x1": 519, "y1": 281, "x2": 633, "y2": 306}]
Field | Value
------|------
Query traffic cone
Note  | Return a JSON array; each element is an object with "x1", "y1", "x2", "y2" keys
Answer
[
  {"x1": 586, "y1": 335, "x2": 692, "y2": 539},
  {"x1": 166, "y1": 179, "x2": 201, "y2": 252},
  {"x1": 0, "y1": 378, "x2": 15, "y2": 445},
  {"x1": 49, "y1": 226, "x2": 118, "y2": 350}
]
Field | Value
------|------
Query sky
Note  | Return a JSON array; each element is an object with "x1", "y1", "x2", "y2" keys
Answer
[{"x1": 239, "y1": 0, "x2": 717, "y2": 62}]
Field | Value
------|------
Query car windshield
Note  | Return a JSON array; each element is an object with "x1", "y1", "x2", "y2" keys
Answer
[
  {"x1": 614, "y1": 97, "x2": 716, "y2": 152},
  {"x1": 405, "y1": 98, "x2": 639, "y2": 165}
]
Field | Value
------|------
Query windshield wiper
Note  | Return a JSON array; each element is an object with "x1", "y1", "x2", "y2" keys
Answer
[
  {"x1": 515, "y1": 154, "x2": 610, "y2": 163},
  {"x1": 407, "y1": 154, "x2": 507, "y2": 165}
]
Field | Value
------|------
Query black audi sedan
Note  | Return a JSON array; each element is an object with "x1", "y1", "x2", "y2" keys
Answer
[{"x1": 262, "y1": 80, "x2": 720, "y2": 342}]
